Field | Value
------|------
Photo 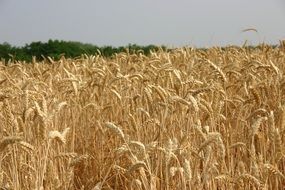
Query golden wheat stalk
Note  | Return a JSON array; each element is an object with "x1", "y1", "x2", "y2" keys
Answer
[
  {"x1": 48, "y1": 127, "x2": 70, "y2": 144},
  {"x1": 0, "y1": 136, "x2": 22, "y2": 152}
]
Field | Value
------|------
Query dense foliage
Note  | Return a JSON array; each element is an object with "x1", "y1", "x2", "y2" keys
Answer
[
  {"x1": 0, "y1": 40, "x2": 165, "y2": 62},
  {"x1": 1, "y1": 40, "x2": 284, "y2": 63}
]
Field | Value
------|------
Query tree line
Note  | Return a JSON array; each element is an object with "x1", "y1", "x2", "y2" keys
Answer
[
  {"x1": 0, "y1": 40, "x2": 166, "y2": 62},
  {"x1": 1, "y1": 40, "x2": 283, "y2": 63}
]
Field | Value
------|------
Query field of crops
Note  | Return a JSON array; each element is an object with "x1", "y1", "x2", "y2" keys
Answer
[{"x1": 0, "y1": 45, "x2": 285, "y2": 189}]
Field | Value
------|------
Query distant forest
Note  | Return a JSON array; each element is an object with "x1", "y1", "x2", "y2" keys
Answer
[
  {"x1": 0, "y1": 40, "x2": 283, "y2": 63},
  {"x1": 0, "y1": 40, "x2": 166, "y2": 62}
]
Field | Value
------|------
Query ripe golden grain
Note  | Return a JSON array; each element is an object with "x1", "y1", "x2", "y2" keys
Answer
[
  {"x1": 105, "y1": 122, "x2": 125, "y2": 140},
  {"x1": 48, "y1": 127, "x2": 70, "y2": 144},
  {"x1": 0, "y1": 46, "x2": 285, "y2": 189},
  {"x1": 0, "y1": 136, "x2": 21, "y2": 152}
]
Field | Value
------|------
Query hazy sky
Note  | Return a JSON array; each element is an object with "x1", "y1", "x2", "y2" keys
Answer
[{"x1": 0, "y1": 0, "x2": 285, "y2": 47}]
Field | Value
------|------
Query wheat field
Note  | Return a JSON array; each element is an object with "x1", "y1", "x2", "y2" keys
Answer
[{"x1": 0, "y1": 44, "x2": 285, "y2": 189}]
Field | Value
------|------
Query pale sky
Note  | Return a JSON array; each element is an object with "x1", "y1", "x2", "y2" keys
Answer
[{"x1": 0, "y1": 0, "x2": 285, "y2": 47}]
